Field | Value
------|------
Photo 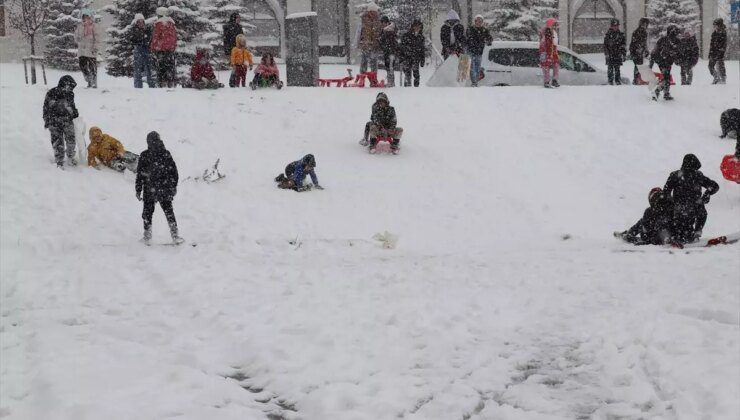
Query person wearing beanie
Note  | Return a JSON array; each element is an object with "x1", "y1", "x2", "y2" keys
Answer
[
  {"x1": 466, "y1": 15, "x2": 492, "y2": 87},
  {"x1": 130, "y1": 13, "x2": 154, "y2": 88},
  {"x1": 358, "y1": 92, "x2": 403, "y2": 154},
  {"x1": 650, "y1": 25, "x2": 680, "y2": 100},
  {"x1": 135, "y1": 131, "x2": 182, "y2": 244},
  {"x1": 222, "y1": 12, "x2": 243, "y2": 58},
  {"x1": 74, "y1": 9, "x2": 100, "y2": 88},
  {"x1": 603, "y1": 18, "x2": 625, "y2": 85},
  {"x1": 663, "y1": 154, "x2": 719, "y2": 243},
  {"x1": 677, "y1": 29, "x2": 699, "y2": 85},
  {"x1": 151, "y1": 7, "x2": 178, "y2": 88},
  {"x1": 709, "y1": 18, "x2": 727, "y2": 84},
  {"x1": 629, "y1": 18, "x2": 650, "y2": 84},
  {"x1": 440, "y1": 9, "x2": 466, "y2": 60},
  {"x1": 379, "y1": 15, "x2": 399, "y2": 87},
  {"x1": 274, "y1": 154, "x2": 322, "y2": 192},
  {"x1": 354, "y1": 2, "x2": 382, "y2": 74},
  {"x1": 400, "y1": 19, "x2": 425, "y2": 87},
  {"x1": 539, "y1": 18, "x2": 560, "y2": 88},
  {"x1": 617, "y1": 187, "x2": 675, "y2": 245}
]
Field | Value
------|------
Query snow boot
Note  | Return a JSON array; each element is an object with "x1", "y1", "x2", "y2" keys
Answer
[
  {"x1": 275, "y1": 173, "x2": 286, "y2": 183},
  {"x1": 250, "y1": 81, "x2": 256, "y2": 90},
  {"x1": 67, "y1": 157, "x2": 78, "y2": 166},
  {"x1": 551, "y1": 80, "x2": 560, "y2": 88},
  {"x1": 663, "y1": 93, "x2": 674, "y2": 101},
  {"x1": 277, "y1": 81, "x2": 284, "y2": 90},
  {"x1": 543, "y1": 82, "x2": 551, "y2": 88},
  {"x1": 169, "y1": 223, "x2": 184, "y2": 245},
  {"x1": 359, "y1": 138, "x2": 369, "y2": 146},
  {"x1": 141, "y1": 228, "x2": 152, "y2": 245}
]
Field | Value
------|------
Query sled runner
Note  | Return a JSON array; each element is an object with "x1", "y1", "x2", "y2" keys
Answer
[
  {"x1": 720, "y1": 154, "x2": 740, "y2": 183},
  {"x1": 614, "y1": 230, "x2": 740, "y2": 249}
]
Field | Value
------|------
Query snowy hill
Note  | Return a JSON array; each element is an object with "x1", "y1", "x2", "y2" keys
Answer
[{"x1": 1, "y1": 62, "x2": 739, "y2": 420}]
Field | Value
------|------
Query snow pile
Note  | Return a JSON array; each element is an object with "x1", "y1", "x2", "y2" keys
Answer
[{"x1": 1, "y1": 62, "x2": 738, "y2": 420}]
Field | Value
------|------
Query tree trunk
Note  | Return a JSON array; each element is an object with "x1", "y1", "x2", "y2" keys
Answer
[
  {"x1": 30, "y1": 34, "x2": 35, "y2": 55},
  {"x1": 30, "y1": 34, "x2": 37, "y2": 84}
]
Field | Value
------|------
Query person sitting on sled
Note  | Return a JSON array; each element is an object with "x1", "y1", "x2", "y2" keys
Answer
[
  {"x1": 87, "y1": 127, "x2": 138, "y2": 172},
  {"x1": 617, "y1": 187, "x2": 674, "y2": 245},
  {"x1": 274, "y1": 154, "x2": 322, "y2": 192},
  {"x1": 189, "y1": 48, "x2": 222, "y2": 89},
  {"x1": 250, "y1": 53, "x2": 283, "y2": 89},
  {"x1": 359, "y1": 92, "x2": 403, "y2": 153}
]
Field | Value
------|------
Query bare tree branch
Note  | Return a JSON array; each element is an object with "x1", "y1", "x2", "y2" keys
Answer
[{"x1": 8, "y1": 0, "x2": 48, "y2": 54}]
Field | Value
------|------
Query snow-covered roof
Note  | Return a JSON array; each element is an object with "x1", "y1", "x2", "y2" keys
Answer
[{"x1": 286, "y1": 12, "x2": 318, "y2": 20}]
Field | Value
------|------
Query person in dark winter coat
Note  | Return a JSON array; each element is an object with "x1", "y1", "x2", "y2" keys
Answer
[
  {"x1": 440, "y1": 9, "x2": 466, "y2": 60},
  {"x1": 650, "y1": 25, "x2": 680, "y2": 100},
  {"x1": 629, "y1": 18, "x2": 649, "y2": 84},
  {"x1": 720, "y1": 108, "x2": 740, "y2": 139},
  {"x1": 135, "y1": 131, "x2": 182, "y2": 244},
  {"x1": 709, "y1": 18, "x2": 727, "y2": 84},
  {"x1": 379, "y1": 16, "x2": 399, "y2": 87},
  {"x1": 359, "y1": 92, "x2": 403, "y2": 153},
  {"x1": 466, "y1": 15, "x2": 492, "y2": 87},
  {"x1": 274, "y1": 154, "x2": 322, "y2": 192},
  {"x1": 663, "y1": 154, "x2": 719, "y2": 243},
  {"x1": 603, "y1": 18, "x2": 626, "y2": 85},
  {"x1": 43, "y1": 75, "x2": 79, "y2": 168},
  {"x1": 400, "y1": 19, "x2": 425, "y2": 87},
  {"x1": 222, "y1": 12, "x2": 243, "y2": 57},
  {"x1": 677, "y1": 31, "x2": 699, "y2": 85},
  {"x1": 130, "y1": 14, "x2": 154, "y2": 88},
  {"x1": 618, "y1": 187, "x2": 674, "y2": 245}
]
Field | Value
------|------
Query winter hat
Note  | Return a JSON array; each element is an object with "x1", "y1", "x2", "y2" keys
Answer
[
  {"x1": 134, "y1": 13, "x2": 145, "y2": 22},
  {"x1": 81, "y1": 8, "x2": 94, "y2": 17},
  {"x1": 302, "y1": 154, "x2": 316, "y2": 168},
  {"x1": 474, "y1": 14, "x2": 484, "y2": 21},
  {"x1": 648, "y1": 187, "x2": 662, "y2": 204},
  {"x1": 446, "y1": 9, "x2": 460, "y2": 22},
  {"x1": 713, "y1": 18, "x2": 725, "y2": 28},
  {"x1": 156, "y1": 7, "x2": 169, "y2": 17},
  {"x1": 667, "y1": 25, "x2": 679, "y2": 38},
  {"x1": 89, "y1": 127, "x2": 102, "y2": 141},
  {"x1": 365, "y1": 2, "x2": 379, "y2": 12},
  {"x1": 376, "y1": 92, "x2": 389, "y2": 104},
  {"x1": 235, "y1": 34, "x2": 247, "y2": 47},
  {"x1": 610, "y1": 18, "x2": 619, "y2": 27},
  {"x1": 681, "y1": 154, "x2": 701, "y2": 171},
  {"x1": 545, "y1": 18, "x2": 558, "y2": 28},
  {"x1": 639, "y1": 18, "x2": 650, "y2": 27},
  {"x1": 380, "y1": 15, "x2": 389, "y2": 24},
  {"x1": 57, "y1": 75, "x2": 77, "y2": 90},
  {"x1": 146, "y1": 131, "x2": 165, "y2": 150}
]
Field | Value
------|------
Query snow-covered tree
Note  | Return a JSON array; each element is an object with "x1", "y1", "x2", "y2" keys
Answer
[
  {"x1": 646, "y1": 0, "x2": 700, "y2": 39},
  {"x1": 202, "y1": 0, "x2": 255, "y2": 64},
  {"x1": 43, "y1": 0, "x2": 90, "y2": 70},
  {"x1": 533, "y1": 0, "x2": 558, "y2": 21},
  {"x1": 485, "y1": 0, "x2": 541, "y2": 41},
  {"x1": 8, "y1": 0, "x2": 49, "y2": 55}
]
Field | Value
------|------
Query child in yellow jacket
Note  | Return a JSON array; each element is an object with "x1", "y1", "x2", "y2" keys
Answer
[
  {"x1": 87, "y1": 127, "x2": 138, "y2": 172},
  {"x1": 230, "y1": 34, "x2": 253, "y2": 87}
]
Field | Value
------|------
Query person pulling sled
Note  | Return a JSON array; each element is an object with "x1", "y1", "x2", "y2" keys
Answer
[
  {"x1": 663, "y1": 154, "x2": 719, "y2": 243},
  {"x1": 650, "y1": 25, "x2": 680, "y2": 100},
  {"x1": 274, "y1": 154, "x2": 322, "y2": 192},
  {"x1": 616, "y1": 187, "x2": 674, "y2": 245},
  {"x1": 359, "y1": 92, "x2": 403, "y2": 154},
  {"x1": 87, "y1": 127, "x2": 139, "y2": 172}
]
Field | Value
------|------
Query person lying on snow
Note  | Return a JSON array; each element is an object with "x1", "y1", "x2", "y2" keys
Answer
[
  {"x1": 617, "y1": 187, "x2": 674, "y2": 245},
  {"x1": 43, "y1": 75, "x2": 79, "y2": 168},
  {"x1": 359, "y1": 92, "x2": 403, "y2": 153},
  {"x1": 274, "y1": 154, "x2": 322, "y2": 192},
  {"x1": 250, "y1": 53, "x2": 283, "y2": 89},
  {"x1": 87, "y1": 127, "x2": 138, "y2": 172},
  {"x1": 664, "y1": 154, "x2": 719, "y2": 243},
  {"x1": 185, "y1": 48, "x2": 222, "y2": 90}
]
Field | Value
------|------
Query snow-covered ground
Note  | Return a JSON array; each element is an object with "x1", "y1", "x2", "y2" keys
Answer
[{"x1": 1, "y1": 59, "x2": 739, "y2": 420}]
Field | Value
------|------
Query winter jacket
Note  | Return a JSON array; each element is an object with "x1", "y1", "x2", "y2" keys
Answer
[
  {"x1": 230, "y1": 46, "x2": 254, "y2": 66},
  {"x1": 87, "y1": 127, "x2": 125, "y2": 167},
  {"x1": 440, "y1": 11, "x2": 466, "y2": 56},
  {"x1": 130, "y1": 24, "x2": 152, "y2": 48},
  {"x1": 663, "y1": 154, "x2": 719, "y2": 208},
  {"x1": 222, "y1": 14, "x2": 244, "y2": 55},
  {"x1": 151, "y1": 16, "x2": 177, "y2": 52},
  {"x1": 709, "y1": 27, "x2": 727, "y2": 60},
  {"x1": 603, "y1": 28, "x2": 626, "y2": 65},
  {"x1": 287, "y1": 161, "x2": 318, "y2": 188},
  {"x1": 400, "y1": 23, "x2": 425, "y2": 65},
  {"x1": 255, "y1": 62, "x2": 279, "y2": 77},
  {"x1": 380, "y1": 23, "x2": 399, "y2": 55},
  {"x1": 191, "y1": 49, "x2": 215, "y2": 82},
  {"x1": 74, "y1": 22, "x2": 100, "y2": 58},
  {"x1": 370, "y1": 102, "x2": 397, "y2": 130},
  {"x1": 43, "y1": 76, "x2": 78, "y2": 128},
  {"x1": 355, "y1": 11, "x2": 382, "y2": 52},
  {"x1": 466, "y1": 25, "x2": 492, "y2": 56},
  {"x1": 539, "y1": 27, "x2": 559, "y2": 66},
  {"x1": 677, "y1": 36, "x2": 700, "y2": 67},
  {"x1": 626, "y1": 193, "x2": 674, "y2": 245},
  {"x1": 651, "y1": 34, "x2": 679, "y2": 68},
  {"x1": 136, "y1": 132, "x2": 179, "y2": 202},
  {"x1": 629, "y1": 27, "x2": 649, "y2": 60}
]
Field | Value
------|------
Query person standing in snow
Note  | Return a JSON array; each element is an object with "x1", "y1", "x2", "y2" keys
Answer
[
  {"x1": 355, "y1": 2, "x2": 382, "y2": 74},
  {"x1": 135, "y1": 131, "x2": 182, "y2": 244},
  {"x1": 650, "y1": 25, "x2": 680, "y2": 100},
  {"x1": 74, "y1": 10, "x2": 100, "y2": 88},
  {"x1": 663, "y1": 154, "x2": 719, "y2": 243},
  {"x1": 379, "y1": 16, "x2": 399, "y2": 87},
  {"x1": 251, "y1": 53, "x2": 283, "y2": 89},
  {"x1": 629, "y1": 18, "x2": 650, "y2": 85},
  {"x1": 466, "y1": 15, "x2": 492, "y2": 87},
  {"x1": 231, "y1": 34, "x2": 254, "y2": 88},
  {"x1": 274, "y1": 154, "x2": 322, "y2": 192},
  {"x1": 400, "y1": 19, "x2": 425, "y2": 87},
  {"x1": 677, "y1": 30, "x2": 699, "y2": 85},
  {"x1": 617, "y1": 187, "x2": 674, "y2": 245},
  {"x1": 709, "y1": 18, "x2": 727, "y2": 84},
  {"x1": 150, "y1": 7, "x2": 178, "y2": 88},
  {"x1": 130, "y1": 13, "x2": 154, "y2": 88},
  {"x1": 603, "y1": 18, "x2": 625, "y2": 85},
  {"x1": 43, "y1": 75, "x2": 79, "y2": 169},
  {"x1": 222, "y1": 12, "x2": 243, "y2": 58},
  {"x1": 539, "y1": 18, "x2": 559, "y2": 88},
  {"x1": 87, "y1": 127, "x2": 138, "y2": 172},
  {"x1": 440, "y1": 9, "x2": 466, "y2": 60}
]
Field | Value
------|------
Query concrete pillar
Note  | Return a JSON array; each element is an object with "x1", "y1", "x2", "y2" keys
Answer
[
  {"x1": 558, "y1": 0, "x2": 570, "y2": 49},
  {"x1": 625, "y1": 0, "x2": 646, "y2": 47},
  {"x1": 701, "y1": 0, "x2": 718, "y2": 59}
]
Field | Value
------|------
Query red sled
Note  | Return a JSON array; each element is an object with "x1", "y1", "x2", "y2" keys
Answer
[
  {"x1": 318, "y1": 69, "x2": 386, "y2": 88},
  {"x1": 636, "y1": 72, "x2": 675, "y2": 85},
  {"x1": 370, "y1": 136, "x2": 398, "y2": 155},
  {"x1": 720, "y1": 154, "x2": 740, "y2": 183}
]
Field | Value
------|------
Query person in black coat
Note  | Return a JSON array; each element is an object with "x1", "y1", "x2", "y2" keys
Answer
[
  {"x1": 663, "y1": 154, "x2": 719, "y2": 243},
  {"x1": 440, "y1": 9, "x2": 466, "y2": 60},
  {"x1": 43, "y1": 75, "x2": 79, "y2": 168},
  {"x1": 223, "y1": 13, "x2": 243, "y2": 57},
  {"x1": 709, "y1": 18, "x2": 727, "y2": 84},
  {"x1": 379, "y1": 16, "x2": 399, "y2": 87},
  {"x1": 618, "y1": 188, "x2": 674, "y2": 245},
  {"x1": 629, "y1": 18, "x2": 649, "y2": 84},
  {"x1": 466, "y1": 15, "x2": 492, "y2": 87},
  {"x1": 603, "y1": 19, "x2": 626, "y2": 85},
  {"x1": 677, "y1": 31, "x2": 699, "y2": 85},
  {"x1": 720, "y1": 108, "x2": 740, "y2": 139},
  {"x1": 400, "y1": 19, "x2": 425, "y2": 87},
  {"x1": 135, "y1": 131, "x2": 182, "y2": 244},
  {"x1": 650, "y1": 25, "x2": 680, "y2": 100},
  {"x1": 130, "y1": 14, "x2": 154, "y2": 88}
]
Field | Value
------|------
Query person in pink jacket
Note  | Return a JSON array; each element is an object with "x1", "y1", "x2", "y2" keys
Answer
[
  {"x1": 150, "y1": 7, "x2": 178, "y2": 88},
  {"x1": 250, "y1": 53, "x2": 283, "y2": 89},
  {"x1": 539, "y1": 18, "x2": 560, "y2": 88}
]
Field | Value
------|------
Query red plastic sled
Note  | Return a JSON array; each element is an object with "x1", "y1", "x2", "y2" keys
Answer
[
  {"x1": 636, "y1": 72, "x2": 675, "y2": 85},
  {"x1": 370, "y1": 136, "x2": 397, "y2": 154},
  {"x1": 720, "y1": 154, "x2": 740, "y2": 183},
  {"x1": 318, "y1": 69, "x2": 386, "y2": 88}
]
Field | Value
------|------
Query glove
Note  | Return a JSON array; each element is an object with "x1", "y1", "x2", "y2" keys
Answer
[
  {"x1": 44, "y1": 121, "x2": 49, "y2": 129},
  {"x1": 701, "y1": 195, "x2": 710, "y2": 204},
  {"x1": 314, "y1": 184, "x2": 324, "y2": 190},
  {"x1": 136, "y1": 191, "x2": 142, "y2": 201}
]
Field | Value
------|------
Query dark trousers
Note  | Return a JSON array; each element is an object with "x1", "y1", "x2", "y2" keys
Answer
[
  {"x1": 154, "y1": 51, "x2": 176, "y2": 88},
  {"x1": 680, "y1": 66, "x2": 693, "y2": 85},
  {"x1": 79, "y1": 57, "x2": 97, "y2": 87},
  {"x1": 133, "y1": 46, "x2": 154, "y2": 88},
  {"x1": 656, "y1": 66, "x2": 672, "y2": 96},
  {"x1": 233, "y1": 65, "x2": 247, "y2": 87},
  {"x1": 403, "y1": 61, "x2": 420, "y2": 87},
  {"x1": 383, "y1": 52, "x2": 396, "y2": 86},
  {"x1": 673, "y1": 204, "x2": 707, "y2": 242},
  {"x1": 709, "y1": 58, "x2": 726, "y2": 83},
  {"x1": 49, "y1": 123, "x2": 76, "y2": 165},
  {"x1": 607, "y1": 64, "x2": 621, "y2": 84},
  {"x1": 142, "y1": 199, "x2": 177, "y2": 233}
]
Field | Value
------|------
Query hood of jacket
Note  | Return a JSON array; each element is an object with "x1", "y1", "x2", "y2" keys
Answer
[
  {"x1": 376, "y1": 92, "x2": 389, "y2": 104},
  {"x1": 89, "y1": 127, "x2": 103, "y2": 143},
  {"x1": 57, "y1": 75, "x2": 77, "y2": 90},
  {"x1": 195, "y1": 48, "x2": 209, "y2": 62},
  {"x1": 446, "y1": 10, "x2": 460, "y2": 22},
  {"x1": 681, "y1": 153, "x2": 701, "y2": 171},
  {"x1": 147, "y1": 131, "x2": 166, "y2": 151}
]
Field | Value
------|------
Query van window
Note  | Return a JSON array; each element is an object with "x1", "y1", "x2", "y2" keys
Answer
[
  {"x1": 489, "y1": 48, "x2": 514, "y2": 65},
  {"x1": 559, "y1": 52, "x2": 576, "y2": 71},
  {"x1": 510, "y1": 49, "x2": 540, "y2": 68},
  {"x1": 574, "y1": 57, "x2": 596, "y2": 72}
]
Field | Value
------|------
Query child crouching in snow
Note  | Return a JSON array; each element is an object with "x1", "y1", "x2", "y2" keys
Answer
[
  {"x1": 250, "y1": 53, "x2": 283, "y2": 89},
  {"x1": 87, "y1": 127, "x2": 138, "y2": 172},
  {"x1": 616, "y1": 187, "x2": 674, "y2": 245},
  {"x1": 186, "y1": 48, "x2": 222, "y2": 90},
  {"x1": 274, "y1": 154, "x2": 322, "y2": 192},
  {"x1": 230, "y1": 34, "x2": 253, "y2": 87}
]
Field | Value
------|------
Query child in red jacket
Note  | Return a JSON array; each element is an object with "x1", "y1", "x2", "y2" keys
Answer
[
  {"x1": 250, "y1": 53, "x2": 283, "y2": 89},
  {"x1": 188, "y1": 48, "x2": 222, "y2": 89}
]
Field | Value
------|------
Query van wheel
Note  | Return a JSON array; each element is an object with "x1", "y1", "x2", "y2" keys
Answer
[{"x1": 494, "y1": 83, "x2": 509, "y2": 87}]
